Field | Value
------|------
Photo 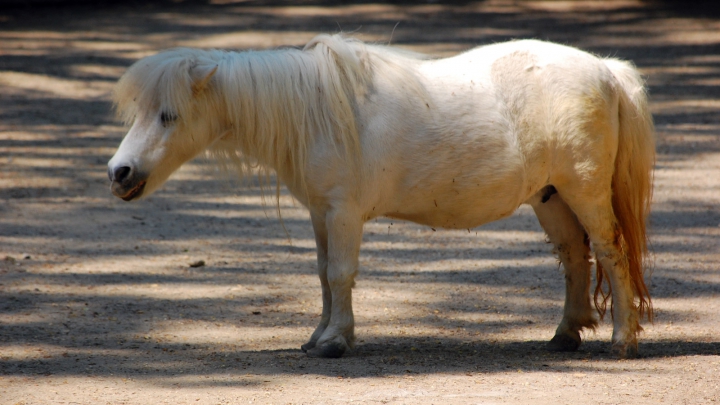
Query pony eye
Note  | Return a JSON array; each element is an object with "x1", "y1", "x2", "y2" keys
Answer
[{"x1": 160, "y1": 111, "x2": 178, "y2": 127}]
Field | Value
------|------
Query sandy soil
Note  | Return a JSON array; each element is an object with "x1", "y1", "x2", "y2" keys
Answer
[{"x1": 1, "y1": 1, "x2": 719, "y2": 404}]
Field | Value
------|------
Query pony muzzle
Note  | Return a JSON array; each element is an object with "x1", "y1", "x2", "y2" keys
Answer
[
  {"x1": 108, "y1": 164, "x2": 147, "y2": 201},
  {"x1": 113, "y1": 179, "x2": 146, "y2": 201}
]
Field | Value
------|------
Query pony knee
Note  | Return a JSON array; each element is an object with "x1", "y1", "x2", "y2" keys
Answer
[{"x1": 326, "y1": 264, "x2": 358, "y2": 290}]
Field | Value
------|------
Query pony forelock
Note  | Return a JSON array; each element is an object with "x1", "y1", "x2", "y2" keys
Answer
[{"x1": 114, "y1": 48, "x2": 222, "y2": 127}]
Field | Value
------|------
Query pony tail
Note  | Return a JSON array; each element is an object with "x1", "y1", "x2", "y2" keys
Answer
[
  {"x1": 598, "y1": 58, "x2": 656, "y2": 322},
  {"x1": 594, "y1": 260, "x2": 610, "y2": 320}
]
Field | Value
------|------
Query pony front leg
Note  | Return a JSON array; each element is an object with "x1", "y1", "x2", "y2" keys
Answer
[
  {"x1": 301, "y1": 213, "x2": 332, "y2": 352},
  {"x1": 305, "y1": 208, "x2": 362, "y2": 358}
]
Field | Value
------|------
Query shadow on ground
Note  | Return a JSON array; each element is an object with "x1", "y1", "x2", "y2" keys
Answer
[{"x1": 1, "y1": 0, "x2": 719, "y2": 384}]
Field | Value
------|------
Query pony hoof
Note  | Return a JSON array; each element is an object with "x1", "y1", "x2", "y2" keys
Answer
[
  {"x1": 300, "y1": 341, "x2": 316, "y2": 353},
  {"x1": 306, "y1": 341, "x2": 347, "y2": 358},
  {"x1": 611, "y1": 342, "x2": 638, "y2": 359},
  {"x1": 547, "y1": 332, "x2": 581, "y2": 352}
]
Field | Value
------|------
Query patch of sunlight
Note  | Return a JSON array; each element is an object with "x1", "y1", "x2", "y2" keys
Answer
[
  {"x1": 179, "y1": 31, "x2": 317, "y2": 49},
  {"x1": 652, "y1": 99, "x2": 720, "y2": 114},
  {"x1": 146, "y1": 322, "x2": 306, "y2": 349},
  {"x1": 69, "y1": 64, "x2": 127, "y2": 79},
  {"x1": 1, "y1": 155, "x2": 79, "y2": 167},
  {"x1": 0, "y1": 344, "x2": 128, "y2": 362},
  {"x1": 0, "y1": 313, "x2": 50, "y2": 326},
  {"x1": 654, "y1": 170, "x2": 720, "y2": 203},
  {"x1": 522, "y1": 1, "x2": 643, "y2": 12},
  {"x1": 215, "y1": 3, "x2": 405, "y2": 17},
  {"x1": 0, "y1": 176, "x2": 73, "y2": 190},
  {"x1": 0, "y1": 129, "x2": 57, "y2": 142},
  {"x1": 0, "y1": 71, "x2": 112, "y2": 99},
  {"x1": 642, "y1": 66, "x2": 720, "y2": 76}
]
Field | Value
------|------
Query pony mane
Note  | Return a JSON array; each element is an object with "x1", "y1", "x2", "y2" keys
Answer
[{"x1": 207, "y1": 34, "x2": 374, "y2": 201}]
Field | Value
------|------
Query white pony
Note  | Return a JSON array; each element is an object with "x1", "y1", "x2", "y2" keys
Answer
[{"x1": 108, "y1": 34, "x2": 655, "y2": 359}]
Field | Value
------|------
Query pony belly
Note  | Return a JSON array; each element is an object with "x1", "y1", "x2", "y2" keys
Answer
[
  {"x1": 383, "y1": 188, "x2": 520, "y2": 230},
  {"x1": 386, "y1": 205, "x2": 516, "y2": 229}
]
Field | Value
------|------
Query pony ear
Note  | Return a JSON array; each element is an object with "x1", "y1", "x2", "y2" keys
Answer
[{"x1": 191, "y1": 64, "x2": 218, "y2": 96}]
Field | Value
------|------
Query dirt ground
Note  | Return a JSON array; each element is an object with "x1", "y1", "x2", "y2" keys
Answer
[{"x1": 1, "y1": 1, "x2": 719, "y2": 404}]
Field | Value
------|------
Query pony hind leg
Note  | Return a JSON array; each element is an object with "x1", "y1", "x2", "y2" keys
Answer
[
  {"x1": 559, "y1": 188, "x2": 642, "y2": 359},
  {"x1": 530, "y1": 187, "x2": 597, "y2": 352}
]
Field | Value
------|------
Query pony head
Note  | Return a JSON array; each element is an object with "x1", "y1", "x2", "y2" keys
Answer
[
  {"x1": 108, "y1": 48, "x2": 223, "y2": 201},
  {"x1": 108, "y1": 36, "x2": 370, "y2": 202}
]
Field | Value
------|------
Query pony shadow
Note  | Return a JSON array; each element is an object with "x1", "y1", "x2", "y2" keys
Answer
[{"x1": 4, "y1": 336, "x2": 718, "y2": 382}]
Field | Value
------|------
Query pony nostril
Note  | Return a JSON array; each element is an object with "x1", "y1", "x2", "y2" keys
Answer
[{"x1": 113, "y1": 166, "x2": 132, "y2": 183}]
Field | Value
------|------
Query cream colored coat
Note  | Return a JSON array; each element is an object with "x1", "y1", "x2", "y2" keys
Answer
[{"x1": 108, "y1": 35, "x2": 655, "y2": 359}]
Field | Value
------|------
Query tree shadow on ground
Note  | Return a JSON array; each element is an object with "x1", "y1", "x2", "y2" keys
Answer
[{"x1": 1, "y1": 0, "x2": 719, "y2": 384}]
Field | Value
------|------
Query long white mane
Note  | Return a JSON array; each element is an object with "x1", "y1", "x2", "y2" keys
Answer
[{"x1": 114, "y1": 35, "x2": 426, "y2": 198}]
